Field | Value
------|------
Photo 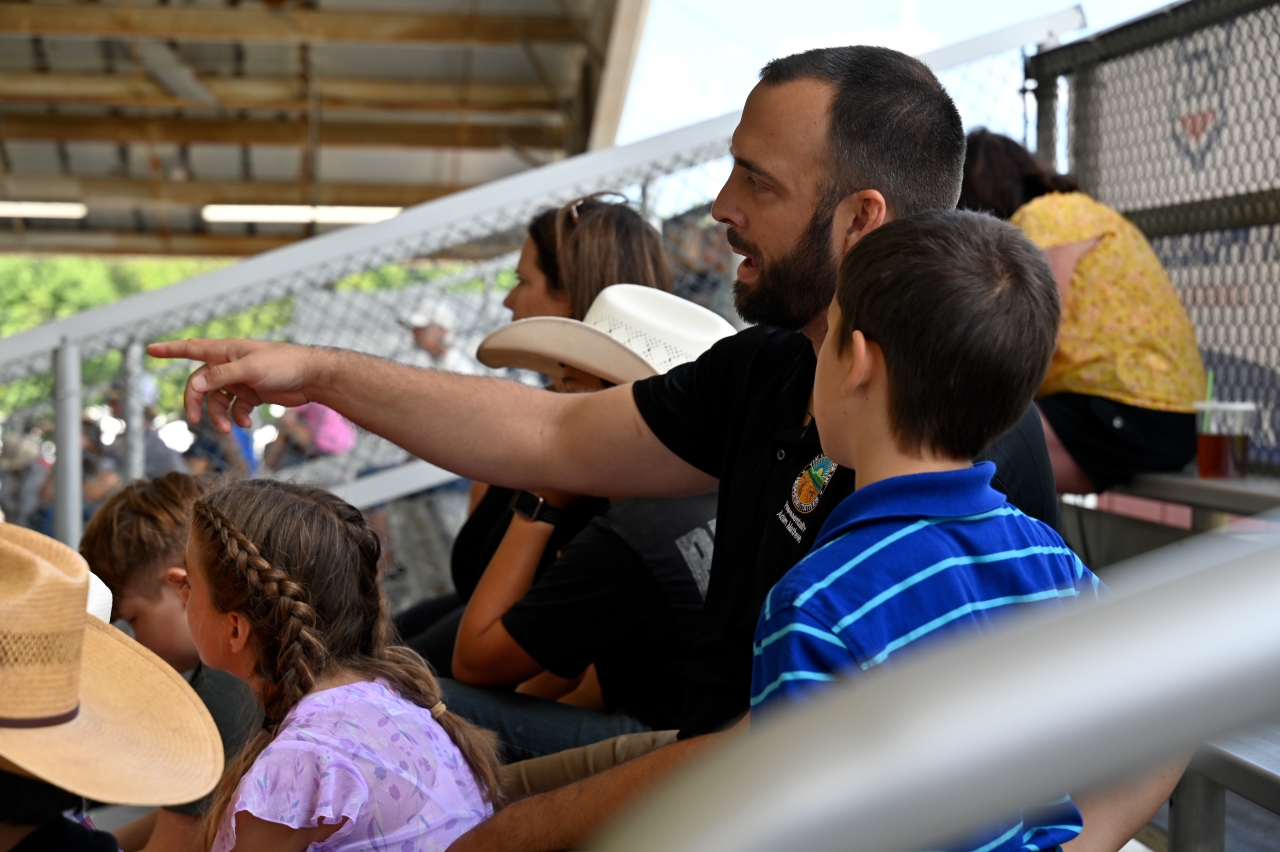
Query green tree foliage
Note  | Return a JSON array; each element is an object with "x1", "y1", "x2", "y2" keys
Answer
[
  {"x1": 0, "y1": 254, "x2": 516, "y2": 421},
  {"x1": 0, "y1": 255, "x2": 231, "y2": 338},
  {"x1": 0, "y1": 255, "x2": 232, "y2": 417}
]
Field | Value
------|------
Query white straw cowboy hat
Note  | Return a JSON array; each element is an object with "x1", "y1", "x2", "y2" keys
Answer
[
  {"x1": 478, "y1": 284, "x2": 737, "y2": 383},
  {"x1": 0, "y1": 523, "x2": 223, "y2": 806}
]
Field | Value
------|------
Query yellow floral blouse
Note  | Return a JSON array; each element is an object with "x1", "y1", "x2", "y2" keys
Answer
[{"x1": 1011, "y1": 192, "x2": 1206, "y2": 413}]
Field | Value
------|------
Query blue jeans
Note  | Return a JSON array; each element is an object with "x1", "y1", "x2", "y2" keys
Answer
[{"x1": 439, "y1": 679, "x2": 651, "y2": 763}]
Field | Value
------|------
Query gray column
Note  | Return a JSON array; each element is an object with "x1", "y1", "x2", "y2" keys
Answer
[
  {"x1": 1069, "y1": 64, "x2": 1101, "y2": 194},
  {"x1": 1169, "y1": 769, "x2": 1226, "y2": 852},
  {"x1": 53, "y1": 339, "x2": 83, "y2": 547},
  {"x1": 122, "y1": 339, "x2": 147, "y2": 482}
]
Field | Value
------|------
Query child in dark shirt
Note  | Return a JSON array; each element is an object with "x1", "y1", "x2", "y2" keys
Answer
[{"x1": 752, "y1": 210, "x2": 1104, "y2": 852}]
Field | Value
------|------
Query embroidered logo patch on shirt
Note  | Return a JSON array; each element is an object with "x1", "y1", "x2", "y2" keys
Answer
[{"x1": 791, "y1": 454, "x2": 838, "y2": 514}]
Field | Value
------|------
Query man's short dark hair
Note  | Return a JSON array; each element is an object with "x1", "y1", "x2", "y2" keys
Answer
[
  {"x1": 836, "y1": 209, "x2": 1059, "y2": 460},
  {"x1": 759, "y1": 46, "x2": 966, "y2": 217}
]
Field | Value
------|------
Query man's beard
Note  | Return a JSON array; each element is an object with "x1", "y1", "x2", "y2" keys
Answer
[{"x1": 727, "y1": 202, "x2": 840, "y2": 330}]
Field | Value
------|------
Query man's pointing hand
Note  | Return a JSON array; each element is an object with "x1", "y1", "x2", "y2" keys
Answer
[{"x1": 147, "y1": 338, "x2": 320, "y2": 434}]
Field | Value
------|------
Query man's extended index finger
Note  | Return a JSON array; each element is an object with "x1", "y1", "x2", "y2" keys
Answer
[{"x1": 146, "y1": 338, "x2": 229, "y2": 362}]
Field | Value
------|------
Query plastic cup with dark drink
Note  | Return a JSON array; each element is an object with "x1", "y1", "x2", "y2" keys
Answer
[{"x1": 1194, "y1": 401, "x2": 1257, "y2": 478}]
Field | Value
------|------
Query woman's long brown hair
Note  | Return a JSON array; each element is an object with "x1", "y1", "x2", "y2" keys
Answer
[
  {"x1": 192, "y1": 479, "x2": 501, "y2": 850},
  {"x1": 527, "y1": 194, "x2": 674, "y2": 320}
]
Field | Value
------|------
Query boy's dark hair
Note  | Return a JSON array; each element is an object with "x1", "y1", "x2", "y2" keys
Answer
[
  {"x1": 0, "y1": 769, "x2": 81, "y2": 824},
  {"x1": 80, "y1": 472, "x2": 210, "y2": 603},
  {"x1": 958, "y1": 128, "x2": 1079, "y2": 220},
  {"x1": 836, "y1": 209, "x2": 1059, "y2": 460},
  {"x1": 759, "y1": 46, "x2": 966, "y2": 217}
]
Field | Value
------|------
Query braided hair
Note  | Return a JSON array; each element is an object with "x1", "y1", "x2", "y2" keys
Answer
[{"x1": 192, "y1": 479, "x2": 501, "y2": 850}]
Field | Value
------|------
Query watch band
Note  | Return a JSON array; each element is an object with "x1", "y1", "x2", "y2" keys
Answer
[{"x1": 512, "y1": 490, "x2": 564, "y2": 526}]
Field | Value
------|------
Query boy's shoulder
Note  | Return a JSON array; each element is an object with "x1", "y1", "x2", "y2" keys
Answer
[{"x1": 766, "y1": 483, "x2": 1087, "y2": 628}]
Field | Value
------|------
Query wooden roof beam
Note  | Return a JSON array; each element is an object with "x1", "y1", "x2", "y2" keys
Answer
[
  {"x1": 0, "y1": 4, "x2": 583, "y2": 45},
  {"x1": 0, "y1": 72, "x2": 566, "y2": 113},
  {"x1": 0, "y1": 113, "x2": 565, "y2": 149},
  {"x1": 0, "y1": 174, "x2": 467, "y2": 209},
  {"x1": 0, "y1": 228, "x2": 295, "y2": 257}
]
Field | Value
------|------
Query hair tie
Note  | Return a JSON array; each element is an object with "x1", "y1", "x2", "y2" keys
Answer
[
  {"x1": 430, "y1": 702, "x2": 446, "y2": 720},
  {"x1": 262, "y1": 716, "x2": 279, "y2": 731}
]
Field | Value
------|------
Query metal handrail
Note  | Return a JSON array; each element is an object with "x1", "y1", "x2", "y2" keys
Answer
[{"x1": 597, "y1": 519, "x2": 1280, "y2": 852}]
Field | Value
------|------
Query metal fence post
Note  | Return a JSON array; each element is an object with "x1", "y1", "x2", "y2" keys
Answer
[
  {"x1": 53, "y1": 339, "x2": 82, "y2": 547},
  {"x1": 122, "y1": 339, "x2": 146, "y2": 482},
  {"x1": 1068, "y1": 63, "x2": 1100, "y2": 194},
  {"x1": 1169, "y1": 769, "x2": 1226, "y2": 852},
  {"x1": 1032, "y1": 73, "x2": 1058, "y2": 169}
]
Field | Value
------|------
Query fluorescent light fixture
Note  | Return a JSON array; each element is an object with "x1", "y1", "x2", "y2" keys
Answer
[
  {"x1": 201, "y1": 204, "x2": 402, "y2": 224},
  {"x1": 0, "y1": 201, "x2": 88, "y2": 219}
]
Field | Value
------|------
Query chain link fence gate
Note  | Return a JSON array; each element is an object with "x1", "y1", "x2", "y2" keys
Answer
[{"x1": 1027, "y1": 0, "x2": 1280, "y2": 472}]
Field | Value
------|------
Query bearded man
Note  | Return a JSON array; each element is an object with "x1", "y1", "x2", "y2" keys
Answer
[{"x1": 155, "y1": 45, "x2": 1178, "y2": 852}]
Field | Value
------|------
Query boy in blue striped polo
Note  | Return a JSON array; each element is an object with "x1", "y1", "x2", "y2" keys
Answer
[{"x1": 751, "y1": 210, "x2": 1105, "y2": 852}]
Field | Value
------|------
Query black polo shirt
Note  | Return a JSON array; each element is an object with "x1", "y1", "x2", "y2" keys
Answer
[{"x1": 633, "y1": 326, "x2": 1060, "y2": 739}]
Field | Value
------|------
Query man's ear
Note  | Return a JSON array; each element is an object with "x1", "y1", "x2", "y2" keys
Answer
[
  {"x1": 833, "y1": 190, "x2": 889, "y2": 256},
  {"x1": 842, "y1": 330, "x2": 873, "y2": 397},
  {"x1": 227, "y1": 612, "x2": 253, "y2": 655}
]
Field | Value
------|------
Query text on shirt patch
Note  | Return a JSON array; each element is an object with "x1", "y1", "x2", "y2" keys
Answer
[{"x1": 776, "y1": 501, "x2": 806, "y2": 543}]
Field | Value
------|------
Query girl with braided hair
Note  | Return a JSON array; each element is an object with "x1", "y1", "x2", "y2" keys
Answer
[{"x1": 179, "y1": 478, "x2": 500, "y2": 852}]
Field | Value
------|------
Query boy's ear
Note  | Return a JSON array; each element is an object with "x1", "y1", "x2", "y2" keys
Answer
[
  {"x1": 162, "y1": 566, "x2": 187, "y2": 588},
  {"x1": 842, "y1": 330, "x2": 873, "y2": 397}
]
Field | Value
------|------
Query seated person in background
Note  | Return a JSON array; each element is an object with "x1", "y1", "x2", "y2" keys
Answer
[
  {"x1": 108, "y1": 374, "x2": 189, "y2": 480},
  {"x1": 751, "y1": 211, "x2": 1105, "y2": 852},
  {"x1": 959, "y1": 129, "x2": 1206, "y2": 494},
  {"x1": 185, "y1": 404, "x2": 256, "y2": 477},
  {"x1": 0, "y1": 523, "x2": 222, "y2": 852},
  {"x1": 79, "y1": 473, "x2": 262, "y2": 852},
  {"x1": 262, "y1": 401, "x2": 356, "y2": 470},
  {"x1": 446, "y1": 285, "x2": 734, "y2": 761},
  {"x1": 393, "y1": 193, "x2": 675, "y2": 672},
  {"x1": 37, "y1": 418, "x2": 121, "y2": 534},
  {"x1": 403, "y1": 301, "x2": 487, "y2": 376}
]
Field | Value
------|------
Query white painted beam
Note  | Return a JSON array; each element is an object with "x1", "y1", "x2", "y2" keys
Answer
[{"x1": 919, "y1": 5, "x2": 1086, "y2": 70}]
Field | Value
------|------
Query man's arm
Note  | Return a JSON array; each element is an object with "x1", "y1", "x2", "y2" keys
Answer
[
  {"x1": 147, "y1": 339, "x2": 715, "y2": 498},
  {"x1": 450, "y1": 730, "x2": 734, "y2": 852}
]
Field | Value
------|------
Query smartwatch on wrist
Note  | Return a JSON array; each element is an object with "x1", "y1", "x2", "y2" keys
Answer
[{"x1": 512, "y1": 491, "x2": 564, "y2": 526}]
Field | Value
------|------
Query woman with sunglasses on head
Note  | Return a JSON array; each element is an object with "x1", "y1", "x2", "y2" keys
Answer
[{"x1": 393, "y1": 195, "x2": 673, "y2": 675}]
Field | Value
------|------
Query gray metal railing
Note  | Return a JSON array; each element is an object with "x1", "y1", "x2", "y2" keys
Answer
[{"x1": 597, "y1": 517, "x2": 1280, "y2": 852}]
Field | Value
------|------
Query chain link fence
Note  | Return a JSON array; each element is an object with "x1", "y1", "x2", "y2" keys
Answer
[
  {"x1": 0, "y1": 117, "x2": 742, "y2": 596},
  {"x1": 1028, "y1": 0, "x2": 1280, "y2": 471},
  {"x1": 0, "y1": 29, "x2": 1082, "y2": 595}
]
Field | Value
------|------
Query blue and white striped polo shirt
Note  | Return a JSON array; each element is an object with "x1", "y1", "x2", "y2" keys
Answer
[{"x1": 751, "y1": 462, "x2": 1104, "y2": 852}]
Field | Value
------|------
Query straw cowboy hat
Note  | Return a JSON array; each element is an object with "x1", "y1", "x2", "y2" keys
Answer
[
  {"x1": 0, "y1": 523, "x2": 223, "y2": 806},
  {"x1": 477, "y1": 284, "x2": 738, "y2": 383}
]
